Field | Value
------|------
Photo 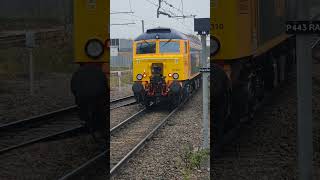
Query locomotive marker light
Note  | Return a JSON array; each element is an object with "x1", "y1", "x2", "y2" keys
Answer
[
  {"x1": 194, "y1": 18, "x2": 210, "y2": 152},
  {"x1": 136, "y1": 74, "x2": 143, "y2": 80},
  {"x1": 85, "y1": 39, "x2": 105, "y2": 59},
  {"x1": 210, "y1": 36, "x2": 220, "y2": 56},
  {"x1": 172, "y1": 73, "x2": 179, "y2": 79}
]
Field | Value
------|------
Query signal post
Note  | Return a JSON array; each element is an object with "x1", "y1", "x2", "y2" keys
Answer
[
  {"x1": 194, "y1": 18, "x2": 210, "y2": 149},
  {"x1": 286, "y1": 0, "x2": 317, "y2": 179}
]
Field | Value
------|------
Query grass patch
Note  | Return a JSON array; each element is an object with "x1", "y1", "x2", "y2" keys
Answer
[{"x1": 180, "y1": 145, "x2": 209, "y2": 180}]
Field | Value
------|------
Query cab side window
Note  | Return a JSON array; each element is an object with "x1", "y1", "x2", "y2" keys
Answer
[{"x1": 185, "y1": 41, "x2": 188, "y2": 54}]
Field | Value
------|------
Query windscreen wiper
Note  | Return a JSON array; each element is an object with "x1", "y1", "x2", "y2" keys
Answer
[
  {"x1": 160, "y1": 38, "x2": 173, "y2": 47},
  {"x1": 142, "y1": 39, "x2": 151, "y2": 46}
]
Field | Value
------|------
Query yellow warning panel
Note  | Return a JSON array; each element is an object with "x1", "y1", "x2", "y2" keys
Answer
[{"x1": 74, "y1": 0, "x2": 109, "y2": 63}]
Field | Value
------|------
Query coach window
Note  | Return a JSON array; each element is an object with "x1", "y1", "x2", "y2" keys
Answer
[
  {"x1": 160, "y1": 41, "x2": 180, "y2": 53},
  {"x1": 136, "y1": 42, "x2": 156, "y2": 54}
]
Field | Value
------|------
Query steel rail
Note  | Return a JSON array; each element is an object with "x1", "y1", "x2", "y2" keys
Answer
[
  {"x1": 110, "y1": 108, "x2": 146, "y2": 133},
  {"x1": 110, "y1": 101, "x2": 137, "y2": 110},
  {"x1": 110, "y1": 95, "x2": 134, "y2": 103},
  {"x1": 58, "y1": 150, "x2": 107, "y2": 180},
  {"x1": 57, "y1": 91, "x2": 196, "y2": 179},
  {"x1": 57, "y1": 107, "x2": 145, "y2": 180},
  {"x1": 0, "y1": 96, "x2": 135, "y2": 155},
  {"x1": 0, "y1": 95, "x2": 135, "y2": 131},
  {"x1": 0, "y1": 106, "x2": 77, "y2": 131},
  {"x1": 110, "y1": 94, "x2": 193, "y2": 176},
  {"x1": 110, "y1": 95, "x2": 136, "y2": 110},
  {"x1": 0, "y1": 125, "x2": 84, "y2": 155}
]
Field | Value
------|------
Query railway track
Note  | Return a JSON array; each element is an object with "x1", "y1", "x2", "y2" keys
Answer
[
  {"x1": 110, "y1": 95, "x2": 136, "y2": 110},
  {"x1": 0, "y1": 95, "x2": 135, "y2": 130},
  {"x1": 58, "y1": 109, "x2": 146, "y2": 180},
  {"x1": 0, "y1": 109, "x2": 83, "y2": 155},
  {"x1": 58, "y1": 92, "x2": 195, "y2": 179},
  {"x1": 109, "y1": 96, "x2": 192, "y2": 176},
  {"x1": 0, "y1": 95, "x2": 134, "y2": 155}
]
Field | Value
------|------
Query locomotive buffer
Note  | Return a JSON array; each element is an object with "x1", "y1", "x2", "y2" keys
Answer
[{"x1": 195, "y1": 18, "x2": 210, "y2": 150}]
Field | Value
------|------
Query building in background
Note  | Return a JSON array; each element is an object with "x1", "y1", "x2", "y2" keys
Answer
[{"x1": 110, "y1": 38, "x2": 133, "y2": 68}]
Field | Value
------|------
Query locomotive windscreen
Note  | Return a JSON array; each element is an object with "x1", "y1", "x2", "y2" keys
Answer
[{"x1": 136, "y1": 42, "x2": 156, "y2": 54}]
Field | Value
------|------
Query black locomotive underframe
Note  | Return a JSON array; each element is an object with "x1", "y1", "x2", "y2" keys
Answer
[{"x1": 212, "y1": 36, "x2": 296, "y2": 150}]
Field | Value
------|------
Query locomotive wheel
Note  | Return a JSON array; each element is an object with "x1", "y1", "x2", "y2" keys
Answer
[
  {"x1": 263, "y1": 55, "x2": 275, "y2": 91},
  {"x1": 212, "y1": 88, "x2": 231, "y2": 158},
  {"x1": 247, "y1": 78, "x2": 257, "y2": 121},
  {"x1": 281, "y1": 55, "x2": 287, "y2": 82},
  {"x1": 170, "y1": 94, "x2": 181, "y2": 108},
  {"x1": 211, "y1": 64, "x2": 231, "y2": 157},
  {"x1": 183, "y1": 83, "x2": 191, "y2": 99}
]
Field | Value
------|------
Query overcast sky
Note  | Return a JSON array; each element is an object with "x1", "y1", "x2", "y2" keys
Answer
[{"x1": 110, "y1": 0, "x2": 210, "y2": 39}]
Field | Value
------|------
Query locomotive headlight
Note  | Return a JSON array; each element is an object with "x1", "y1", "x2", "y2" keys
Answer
[
  {"x1": 85, "y1": 39, "x2": 104, "y2": 59},
  {"x1": 172, "y1": 73, "x2": 179, "y2": 79},
  {"x1": 210, "y1": 36, "x2": 220, "y2": 56},
  {"x1": 136, "y1": 74, "x2": 143, "y2": 80}
]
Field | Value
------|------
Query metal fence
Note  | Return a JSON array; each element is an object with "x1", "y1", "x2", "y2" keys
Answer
[{"x1": 110, "y1": 56, "x2": 132, "y2": 68}]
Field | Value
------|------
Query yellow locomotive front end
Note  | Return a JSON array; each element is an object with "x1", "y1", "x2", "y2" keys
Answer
[{"x1": 132, "y1": 28, "x2": 201, "y2": 108}]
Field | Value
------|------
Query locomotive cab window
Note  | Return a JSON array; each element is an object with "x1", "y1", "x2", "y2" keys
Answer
[
  {"x1": 136, "y1": 42, "x2": 156, "y2": 54},
  {"x1": 160, "y1": 41, "x2": 180, "y2": 53}
]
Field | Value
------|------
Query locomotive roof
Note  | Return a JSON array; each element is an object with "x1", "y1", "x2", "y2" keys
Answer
[{"x1": 134, "y1": 27, "x2": 201, "y2": 47}]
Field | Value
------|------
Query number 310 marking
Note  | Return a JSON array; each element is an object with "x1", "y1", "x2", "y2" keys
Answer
[{"x1": 212, "y1": 24, "x2": 224, "y2": 30}]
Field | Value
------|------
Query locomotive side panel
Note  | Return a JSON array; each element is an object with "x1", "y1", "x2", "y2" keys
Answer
[
  {"x1": 258, "y1": 0, "x2": 287, "y2": 45},
  {"x1": 74, "y1": 0, "x2": 109, "y2": 63},
  {"x1": 211, "y1": 0, "x2": 253, "y2": 60}
]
